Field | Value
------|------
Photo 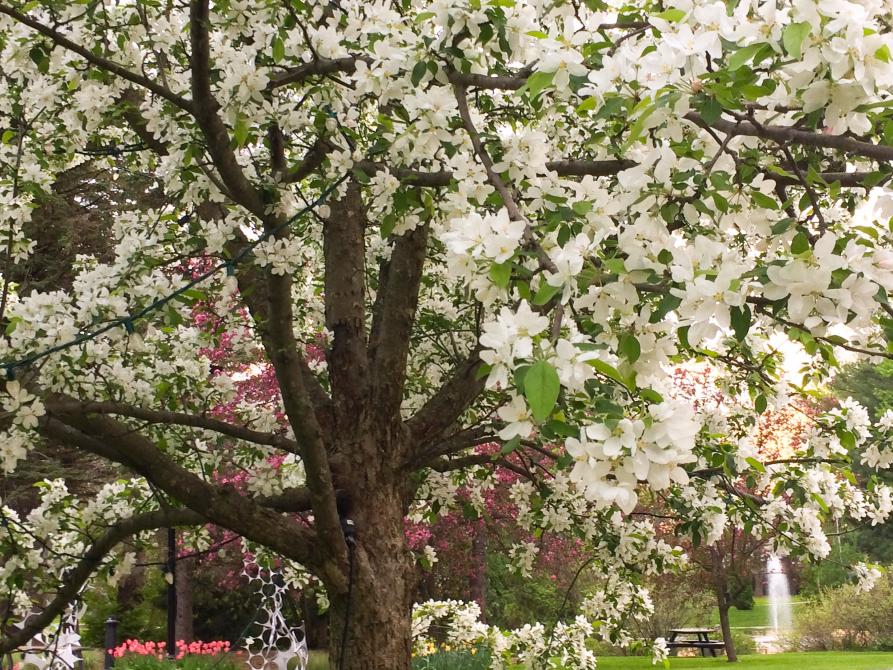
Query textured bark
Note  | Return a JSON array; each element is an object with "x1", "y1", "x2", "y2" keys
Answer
[
  {"x1": 470, "y1": 528, "x2": 487, "y2": 616},
  {"x1": 327, "y1": 486, "x2": 414, "y2": 670},
  {"x1": 175, "y1": 557, "x2": 195, "y2": 644},
  {"x1": 711, "y1": 549, "x2": 738, "y2": 662}
]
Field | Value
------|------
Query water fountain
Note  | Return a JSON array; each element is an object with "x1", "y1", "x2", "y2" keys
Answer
[{"x1": 767, "y1": 555, "x2": 792, "y2": 633}]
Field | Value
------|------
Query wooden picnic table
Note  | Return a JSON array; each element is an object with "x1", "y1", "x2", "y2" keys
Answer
[{"x1": 666, "y1": 627, "x2": 725, "y2": 657}]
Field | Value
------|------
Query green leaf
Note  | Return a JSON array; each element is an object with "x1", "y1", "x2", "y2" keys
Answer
[
  {"x1": 622, "y1": 101, "x2": 657, "y2": 150},
  {"x1": 698, "y1": 97, "x2": 722, "y2": 125},
  {"x1": 678, "y1": 325, "x2": 691, "y2": 349},
  {"x1": 545, "y1": 420, "x2": 580, "y2": 438},
  {"x1": 414, "y1": 11, "x2": 435, "y2": 22},
  {"x1": 533, "y1": 281, "x2": 561, "y2": 305},
  {"x1": 500, "y1": 436, "x2": 521, "y2": 455},
  {"x1": 411, "y1": 61, "x2": 428, "y2": 87},
  {"x1": 380, "y1": 213, "x2": 397, "y2": 238},
  {"x1": 233, "y1": 115, "x2": 251, "y2": 147},
  {"x1": 811, "y1": 492, "x2": 830, "y2": 514},
  {"x1": 1, "y1": 130, "x2": 14, "y2": 144},
  {"x1": 575, "y1": 96, "x2": 597, "y2": 114},
  {"x1": 730, "y1": 304, "x2": 751, "y2": 342},
  {"x1": 640, "y1": 388, "x2": 664, "y2": 404},
  {"x1": 526, "y1": 70, "x2": 555, "y2": 96},
  {"x1": 653, "y1": 8, "x2": 685, "y2": 22},
  {"x1": 876, "y1": 44, "x2": 892, "y2": 64},
  {"x1": 727, "y1": 43, "x2": 765, "y2": 70},
  {"x1": 618, "y1": 333, "x2": 641, "y2": 363},
  {"x1": 755, "y1": 394, "x2": 768, "y2": 414},
  {"x1": 603, "y1": 257, "x2": 626, "y2": 274},
  {"x1": 572, "y1": 200, "x2": 592, "y2": 215},
  {"x1": 524, "y1": 360, "x2": 561, "y2": 423},
  {"x1": 771, "y1": 218, "x2": 795, "y2": 235},
  {"x1": 272, "y1": 36, "x2": 285, "y2": 62},
  {"x1": 783, "y1": 22, "x2": 811, "y2": 59},
  {"x1": 746, "y1": 457, "x2": 766, "y2": 473},
  {"x1": 587, "y1": 359, "x2": 632, "y2": 389},
  {"x1": 791, "y1": 231, "x2": 810, "y2": 254},
  {"x1": 751, "y1": 190, "x2": 779, "y2": 210},
  {"x1": 351, "y1": 167, "x2": 371, "y2": 184},
  {"x1": 489, "y1": 261, "x2": 512, "y2": 288}
]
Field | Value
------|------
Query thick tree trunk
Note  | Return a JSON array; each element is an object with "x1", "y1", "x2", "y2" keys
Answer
[
  {"x1": 327, "y1": 487, "x2": 415, "y2": 670},
  {"x1": 175, "y1": 557, "x2": 194, "y2": 644}
]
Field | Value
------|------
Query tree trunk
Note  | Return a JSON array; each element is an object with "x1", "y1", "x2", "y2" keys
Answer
[
  {"x1": 717, "y1": 601, "x2": 737, "y2": 662},
  {"x1": 469, "y1": 524, "x2": 487, "y2": 617},
  {"x1": 710, "y1": 549, "x2": 737, "y2": 662},
  {"x1": 327, "y1": 487, "x2": 415, "y2": 670},
  {"x1": 175, "y1": 557, "x2": 194, "y2": 644}
]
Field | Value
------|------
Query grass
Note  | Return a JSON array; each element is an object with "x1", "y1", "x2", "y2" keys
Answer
[
  {"x1": 711, "y1": 596, "x2": 810, "y2": 631},
  {"x1": 306, "y1": 650, "x2": 893, "y2": 669},
  {"x1": 307, "y1": 650, "x2": 329, "y2": 670},
  {"x1": 599, "y1": 652, "x2": 893, "y2": 670}
]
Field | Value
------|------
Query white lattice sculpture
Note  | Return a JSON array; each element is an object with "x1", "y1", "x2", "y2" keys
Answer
[
  {"x1": 242, "y1": 563, "x2": 309, "y2": 670},
  {"x1": 18, "y1": 600, "x2": 84, "y2": 670}
]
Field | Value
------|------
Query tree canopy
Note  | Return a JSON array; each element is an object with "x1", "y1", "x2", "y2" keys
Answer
[{"x1": 2, "y1": 0, "x2": 893, "y2": 667}]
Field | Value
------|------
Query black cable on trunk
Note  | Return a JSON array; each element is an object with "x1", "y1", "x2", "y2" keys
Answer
[{"x1": 338, "y1": 519, "x2": 357, "y2": 670}]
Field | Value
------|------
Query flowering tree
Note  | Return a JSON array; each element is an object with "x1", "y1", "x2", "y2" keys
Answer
[{"x1": 3, "y1": 1, "x2": 893, "y2": 668}]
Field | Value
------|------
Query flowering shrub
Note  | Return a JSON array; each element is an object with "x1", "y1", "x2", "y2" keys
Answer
[
  {"x1": 111, "y1": 639, "x2": 231, "y2": 660},
  {"x1": 109, "y1": 639, "x2": 240, "y2": 670},
  {"x1": 412, "y1": 600, "x2": 602, "y2": 669}
]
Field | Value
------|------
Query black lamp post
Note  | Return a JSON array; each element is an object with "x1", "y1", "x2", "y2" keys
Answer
[
  {"x1": 166, "y1": 527, "x2": 177, "y2": 658},
  {"x1": 103, "y1": 617, "x2": 118, "y2": 670}
]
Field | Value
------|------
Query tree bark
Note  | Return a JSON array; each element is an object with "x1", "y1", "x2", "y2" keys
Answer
[
  {"x1": 327, "y1": 486, "x2": 414, "y2": 670},
  {"x1": 710, "y1": 549, "x2": 738, "y2": 662},
  {"x1": 175, "y1": 557, "x2": 194, "y2": 644},
  {"x1": 469, "y1": 525, "x2": 487, "y2": 616}
]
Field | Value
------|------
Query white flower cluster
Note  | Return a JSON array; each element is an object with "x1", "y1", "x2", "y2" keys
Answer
[{"x1": 566, "y1": 401, "x2": 699, "y2": 514}]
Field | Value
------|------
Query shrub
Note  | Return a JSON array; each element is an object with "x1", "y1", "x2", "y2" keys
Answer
[
  {"x1": 792, "y1": 572, "x2": 893, "y2": 651},
  {"x1": 109, "y1": 639, "x2": 241, "y2": 670},
  {"x1": 412, "y1": 647, "x2": 491, "y2": 670},
  {"x1": 729, "y1": 580, "x2": 754, "y2": 611},
  {"x1": 799, "y1": 541, "x2": 867, "y2": 597},
  {"x1": 626, "y1": 573, "x2": 714, "y2": 642},
  {"x1": 81, "y1": 569, "x2": 168, "y2": 647},
  {"x1": 115, "y1": 654, "x2": 243, "y2": 670},
  {"x1": 729, "y1": 629, "x2": 756, "y2": 655}
]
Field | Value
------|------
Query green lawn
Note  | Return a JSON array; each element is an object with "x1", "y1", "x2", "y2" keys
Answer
[
  {"x1": 599, "y1": 652, "x2": 893, "y2": 670},
  {"x1": 307, "y1": 650, "x2": 893, "y2": 669},
  {"x1": 711, "y1": 596, "x2": 810, "y2": 630}
]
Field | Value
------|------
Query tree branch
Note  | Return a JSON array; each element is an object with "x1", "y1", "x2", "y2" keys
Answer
[
  {"x1": 43, "y1": 398, "x2": 300, "y2": 453},
  {"x1": 368, "y1": 216, "x2": 431, "y2": 425},
  {"x1": 267, "y1": 56, "x2": 370, "y2": 90},
  {"x1": 38, "y1": 409, "x2": 335, "y2": 583},
  {"x1": 0, "y1": 4, "x2": 193, "y2": 113},
  {"x1": 324, "y1": 183, "x2": 371, "y2": 428},
  {"x1": 0, "y1": 508, "x2": 204, "y2": 655},
  {"x1": 406, "y1": 349, "x2": 487, "y2": 450},
  {"x1": 684, "y1": 112, "x2": 893, "y2": 163},
  {"x1": 262, "y1": 236, "x2": 347, "y2": 575},
  {"x1": 188, "y1": 0, "x2": 265, "y2": 216}
]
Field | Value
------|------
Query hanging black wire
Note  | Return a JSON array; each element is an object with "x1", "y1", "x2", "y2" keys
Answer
[
  {"x1": 338, "y1": 542, "x2": 356, "y2": 670},
  {"x1": 0, "y1": 173, "x2": 349, "y2": 381}
]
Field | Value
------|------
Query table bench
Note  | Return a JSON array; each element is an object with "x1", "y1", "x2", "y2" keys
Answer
[{"x1": 667, "y1": 628, "x2": 725, "y2": 657}]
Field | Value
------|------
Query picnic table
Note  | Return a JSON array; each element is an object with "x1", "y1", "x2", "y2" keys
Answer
[{"x1": 666, "y1": 627, "x2": 725, "y2": 657}]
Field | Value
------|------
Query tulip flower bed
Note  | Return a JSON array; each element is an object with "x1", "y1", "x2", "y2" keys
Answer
[{"x1": 109, "y1": 640, "x2": 242, "y2": 670}]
